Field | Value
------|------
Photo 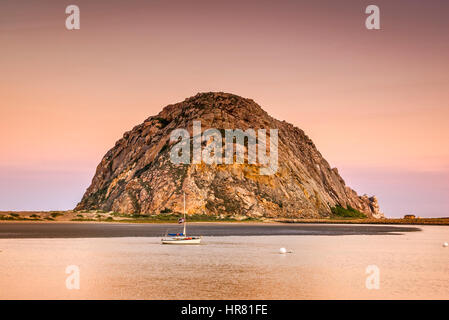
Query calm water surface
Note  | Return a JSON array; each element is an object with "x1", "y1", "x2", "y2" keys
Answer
[{"x1": 0, "y1": 225, "x2": 448, "y2": 299}]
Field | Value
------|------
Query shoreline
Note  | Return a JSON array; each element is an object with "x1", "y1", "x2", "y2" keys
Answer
[
  {"x1": 0, "y1": 219, "x2": 448, "y2": 226},
  {"x1": 1, "y1": 211, "x2": 449, "y2": 226}
]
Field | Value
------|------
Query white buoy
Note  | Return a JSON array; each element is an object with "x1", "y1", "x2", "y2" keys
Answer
[
  {"x1": 443, "y1": 242, "x2": 448, "y2": 247},
  {"x1": 279, "y1": 247, "x2": 287, "y2": 254}
]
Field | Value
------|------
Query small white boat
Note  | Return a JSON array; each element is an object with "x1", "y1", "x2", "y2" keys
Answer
[
  {"x1": 161, "y1": 193, "x2": 202, "y2": 245},
  {"x1": 161, "y1": 236, "x2": 201, "y2": 245}
]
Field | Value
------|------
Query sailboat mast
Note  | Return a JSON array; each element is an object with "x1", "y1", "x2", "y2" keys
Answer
[{"x1": 183, "y1": 192, "x2": 186, "y2": 236}]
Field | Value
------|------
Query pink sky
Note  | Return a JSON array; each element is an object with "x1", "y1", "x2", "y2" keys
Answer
[{"x1": 1, "y1": 0, "x2": 448, "y2": 217}]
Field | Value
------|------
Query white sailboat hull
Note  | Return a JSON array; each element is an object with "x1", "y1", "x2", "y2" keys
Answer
[{"x1": 161, "y1": 237, "x2": 201, "y2": 245}]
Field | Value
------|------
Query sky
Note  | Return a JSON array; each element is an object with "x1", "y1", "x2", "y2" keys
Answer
[{"x1": 0, "y1": 0, "x2": 448, "y2": 217}]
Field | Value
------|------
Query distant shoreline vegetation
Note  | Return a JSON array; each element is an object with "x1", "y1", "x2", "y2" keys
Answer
[
  {"x1": 107, "y1": 212, "x2": 261, "y2": 223},
  {"x1": 331, "y1": 205, "x2": 367, "y2": 219},
  {"x1": 1, "y1": 211, "x2": 449, "y2": 225}
]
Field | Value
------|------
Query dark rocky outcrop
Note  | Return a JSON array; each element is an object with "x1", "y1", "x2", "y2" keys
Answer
[{"x1": 75, "y1": 92, "x2": 383, "y2": 219}]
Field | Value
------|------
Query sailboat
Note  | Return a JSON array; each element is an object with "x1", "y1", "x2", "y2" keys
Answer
[{"x1": 161, "y1": 193, "x2": 202, "y2": 245}]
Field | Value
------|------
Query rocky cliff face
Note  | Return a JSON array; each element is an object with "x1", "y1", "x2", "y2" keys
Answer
[{"x1": 75, "y1": 92, "x2": 383, "y2": 219}]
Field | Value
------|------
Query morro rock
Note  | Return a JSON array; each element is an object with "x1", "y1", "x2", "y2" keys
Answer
[{"x1": 75, "y1": 92, "x2": 383, "y2": 219}]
